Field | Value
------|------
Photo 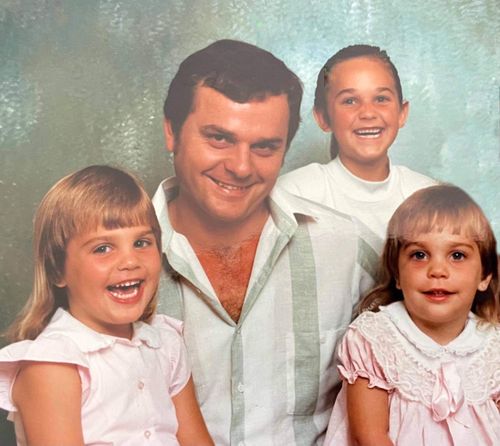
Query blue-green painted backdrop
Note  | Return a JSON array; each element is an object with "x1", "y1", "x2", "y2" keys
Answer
[{"x1": 1, "y1": 0, "x2": 499, "y2": 442}]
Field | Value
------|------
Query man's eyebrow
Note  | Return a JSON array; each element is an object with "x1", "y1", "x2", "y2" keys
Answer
[
  {"x1": 200, "y1": 125, "x2": 285, "y2": 147},
  {"x1": 200, "y1": 125, "x2": 236, "y2": 139},
  {"x1": 251, "y1": 137, "x2": 285, "y2": 147}
]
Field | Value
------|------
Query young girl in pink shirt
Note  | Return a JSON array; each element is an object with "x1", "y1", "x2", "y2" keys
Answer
[
  {"x1": 0, "y1": 165, "x2": 213, "y2": 446},
  {"x1": 325, "y1": 184, "x2": 500, "y2": 445}
]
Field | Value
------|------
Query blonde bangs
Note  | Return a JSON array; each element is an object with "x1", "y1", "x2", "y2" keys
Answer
[
  {"x1": 389, "y1": 205, "x2": 493, "y2": 246},
  {"x1": 46, "y1": 166, "x2": 161, "y2": 254},
  {"x1": 6, "y1": 166, "x2": 161, "y2": 341},
  {"x1": 62, "y1": 190, "x2": 159, "y2": 242}
]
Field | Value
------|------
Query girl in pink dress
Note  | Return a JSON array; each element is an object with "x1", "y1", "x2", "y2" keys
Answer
[
  {"x1": 0, "y1": 166, "x2": 213, "y2": 446},
  {"x1": 325, "y1": 184, "x2": 500, "y2": 445}
]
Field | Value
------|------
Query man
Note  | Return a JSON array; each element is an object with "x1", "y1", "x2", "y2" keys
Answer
[{"x1": 153, "y1": 39, "x2": 380, "y2": 445}]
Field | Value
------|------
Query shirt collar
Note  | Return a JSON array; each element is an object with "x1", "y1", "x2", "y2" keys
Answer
[
  {"x1": 43, "y1": 308, "x2": 162, "y2": 353},
  {"x1": 332, "y1": 157, "x2": 396, "y2": 201},
  {"x1": 380, "y1": 301, "x2": 488, "y2": 357},
  {"x1": 152, "y1": 177, "x2": 178, "y2": 255},
  {"x1": 152, "y1": 176, "x2": 321, "y2": 254}
]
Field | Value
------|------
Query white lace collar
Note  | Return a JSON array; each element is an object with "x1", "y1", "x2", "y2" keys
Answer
[{"x1": 379, "y1": 301, "x2": 489, "y2": 357}]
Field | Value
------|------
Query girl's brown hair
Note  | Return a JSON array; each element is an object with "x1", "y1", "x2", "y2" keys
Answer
[
  {"x1": 360, "y1": 184, "x2": 499, "y2": 324},
  {"x1": 314, "y1": 44, "x2": 404, "y2": 159},
  {"x1": 6, "y1": 165, "x2": 162, "y2": 341}
]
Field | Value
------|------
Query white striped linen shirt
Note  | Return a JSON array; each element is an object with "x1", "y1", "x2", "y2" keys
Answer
[{"x1": 153, "y1": 178, "x2": 381, "y2": 446}]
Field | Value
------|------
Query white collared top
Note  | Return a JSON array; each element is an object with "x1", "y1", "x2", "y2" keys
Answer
[
  {"x1": 153, "y1": 178, "x2": 381, "y2": 446},
  {"x1": 0, "y1": 308, "x2": 190, "y2": 446}
]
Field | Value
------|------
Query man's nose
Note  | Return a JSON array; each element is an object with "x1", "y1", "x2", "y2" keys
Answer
[{"x1": 224, "y1": 145, "x2": 253, "y2": 179}]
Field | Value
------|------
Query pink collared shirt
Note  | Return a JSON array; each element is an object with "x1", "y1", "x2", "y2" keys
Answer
[{"x1": 0, "y1": 308, "x2": 190, "y2": 445}]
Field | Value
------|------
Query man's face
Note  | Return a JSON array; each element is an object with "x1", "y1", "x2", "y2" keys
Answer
[{"x1": 165, "y1": 85, "x2": 289, "y2": 229}]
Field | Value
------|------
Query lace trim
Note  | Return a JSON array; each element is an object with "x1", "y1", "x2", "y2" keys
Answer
[
  {"x1": 381, "y1": 303, "x2": 484, "y2": 357},
  {"x1": 353, "y1": 312, "x2": 500, "y2": 405}
]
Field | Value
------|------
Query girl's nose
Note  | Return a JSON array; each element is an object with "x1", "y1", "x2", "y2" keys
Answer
[
  {"x1": 358, "y1": 103, "x2": 376, "y2": 119},
  {"x1": 427, "y1": 258, "x2": 449, "y2": 278},
  {"x1": 117, "y1": 249, "x2": 140, "y2": 271}
]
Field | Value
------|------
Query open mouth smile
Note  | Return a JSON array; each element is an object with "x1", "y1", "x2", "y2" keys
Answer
[
  {"x1": 354, "y1": 127, "x2": 383, "y2": 138},
  {"x1": 106, "y1": 280, "x2": 143, "y2": 301}
]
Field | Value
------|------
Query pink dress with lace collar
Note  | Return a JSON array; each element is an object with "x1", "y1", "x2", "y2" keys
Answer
[{"x1": 324, "y1": 301, "x2": 500, "y2": 446}]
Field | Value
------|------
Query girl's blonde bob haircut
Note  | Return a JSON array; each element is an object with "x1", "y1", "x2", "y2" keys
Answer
[
  {"x1": 6, "y1": 165, "x2": 162, "y2": 341},
  {"x1": 360, "y1": 184, "x2": 499, "y2": 324}
]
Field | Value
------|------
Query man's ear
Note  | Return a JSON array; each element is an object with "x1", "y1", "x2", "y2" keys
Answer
[
  {"x1": 313, "y1": 108, "x2": 332, "y2": 132},
  {"x1": 163, "y1": 119, "x2": 176, "y2": 153}
]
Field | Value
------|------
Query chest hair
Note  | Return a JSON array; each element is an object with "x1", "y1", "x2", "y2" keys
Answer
[{"x1": 196, "y1": 235, "x2": 259, "y2": 322}]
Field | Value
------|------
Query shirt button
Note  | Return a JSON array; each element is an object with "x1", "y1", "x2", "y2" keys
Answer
[
  {"x1": 237, "y1": 382, "x2": 244, "y2": 393},
  {"x1": 138, "y1": 380, "x2": 145, "y2": 390},
  {"x1": 144, "y1": 430, "x2": 151, "y2": 439}
]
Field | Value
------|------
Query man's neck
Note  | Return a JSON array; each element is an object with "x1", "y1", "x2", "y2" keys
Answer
[{"x1": 168, "y1": 196, "x2": 269, "y2": 250}]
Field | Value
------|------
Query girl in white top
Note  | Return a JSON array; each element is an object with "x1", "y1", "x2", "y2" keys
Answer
[
  {"x1": 325, "y1": 185, "x2": 500, "y2": 445},
  {"x1": 0, "y1": 166, "x2": 213, "y2": 446},
  {"x1": 278, "y1": 45, "x2": 436, "y2": 240}
]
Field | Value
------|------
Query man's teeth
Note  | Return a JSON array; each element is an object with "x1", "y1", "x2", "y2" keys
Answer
[
  {"x1": 213, "y1": 179, "x2": 248, "y2": 190},
  {"x1": 354, "y1": 128, "x2": 382, "y2": 137},
  {"x1": 107, "y1": 280, "x2": 141, "y2": 298}
]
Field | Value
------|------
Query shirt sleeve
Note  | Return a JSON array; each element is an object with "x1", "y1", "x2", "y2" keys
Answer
[
  {"x1": 337, "y1": 326, "x2": 391, "y2": 391},
  {"x1": 0, "y1": 337, "x2": 89, "y2": 412},
  {"x1": 153, "y1": 315, "x2": 191, "y2": 397}
]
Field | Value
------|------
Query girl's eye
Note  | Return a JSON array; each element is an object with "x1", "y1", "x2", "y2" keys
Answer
[
  {"x1": 93, "y1": 245, "x2": 111, "y2": 254},
  {"x1": 451, "y1": 251, "x2": 466, "y2": 261},
  {"x1": 410, "y1": 251, "x2": 427, "y2": 260},
  {"x1": 341, "y1": 97, "x2": 356, "y2": 105},
  {"x1": 134, "y1": 238, "x2": 153, "y2": 249}
]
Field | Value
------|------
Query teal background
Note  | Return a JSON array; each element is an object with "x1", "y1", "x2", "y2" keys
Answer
[{"x1": 0, "y1": 0, "x2": 499, "y2": 442}]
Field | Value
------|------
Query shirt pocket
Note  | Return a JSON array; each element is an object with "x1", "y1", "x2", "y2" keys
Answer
[{"x1": 286, "y1": 328, "x2": 340, "y2": 415}]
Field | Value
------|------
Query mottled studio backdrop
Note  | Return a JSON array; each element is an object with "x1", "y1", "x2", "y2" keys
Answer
[{"x1": 0, "y1": 0, "x2": 499, "y2": 441}]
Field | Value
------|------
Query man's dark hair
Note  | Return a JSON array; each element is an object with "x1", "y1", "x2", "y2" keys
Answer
[{"x1": 163, "y1": 39, "x2": 303, "y2": 148}]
